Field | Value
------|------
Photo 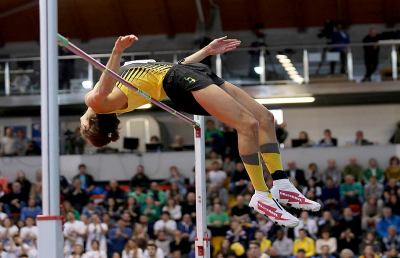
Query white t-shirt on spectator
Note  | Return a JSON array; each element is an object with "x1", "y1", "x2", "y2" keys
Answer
[
  {"x1": 86, "y1": 223, "x2": 108, "y2": 252},
  {"x1": 162, "y1": 205, "x2": 182, "y2": 220},
  {"x1": 0, "y1": 225, "x2": 19, "y2": 239},
  {"x1": 143, "y1": 248, "x2": 164, "y2": 258},
  {"x1": 294, "y1": 218, "x2": 318, "y2": 238},
  {"x1": 20, "y1": 226, "x2": 38, "y2": 244},
  {"x1": 208, "y1": 170, "x2": 227, "y2": 186},
  {"x1": 63, "y1": 220, "x2": 87, "y2": 255},
  {"x1": 0, "y1": 213, "x2": 8, "y2": 221},
  {"x1": 153, "y1": 219, "x2": 177, "y2": 233},
  {"x1": 82, "y1": 250, "x2": 107, "y2": 258},
  {"x1": 122, "y1": 248, "x2": 144, "y2": 258}
]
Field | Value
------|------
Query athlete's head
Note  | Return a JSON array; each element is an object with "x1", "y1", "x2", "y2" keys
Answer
[{"x1": 80, "y1": 112, "x2": 120, "y2": 147}]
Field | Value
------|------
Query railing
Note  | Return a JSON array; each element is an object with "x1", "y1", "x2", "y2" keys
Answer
[{"x1": 0, "y1": 40, "x2": 398, "y2": 96}]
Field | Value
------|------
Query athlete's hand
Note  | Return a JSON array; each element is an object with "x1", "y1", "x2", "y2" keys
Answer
[
  {"x1": 114, "y1": 35, "x2": 138, "y2": 53},
  {"x1": 204, "y1": 36, "x2": 241, "y2": 55}
]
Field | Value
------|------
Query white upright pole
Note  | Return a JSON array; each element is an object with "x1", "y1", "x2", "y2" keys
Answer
[
  {"x1": 38, "y1": 0, "x2": 63, "y2": 257},
  {"x1": 194, "y1": 116, "x2": 210, "y2": 258}
]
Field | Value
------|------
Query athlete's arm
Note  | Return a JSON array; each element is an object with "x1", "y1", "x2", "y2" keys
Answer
[
  {"x1": 85, "y1": 35, "x2": 138, "y2": 110},
  {"x1": 181, "y1": 36, "x2": 241, "y2": 64}
]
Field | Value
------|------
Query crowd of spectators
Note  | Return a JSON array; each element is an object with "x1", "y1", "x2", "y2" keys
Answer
[{"x1": 0, "y1": 148, "x2": 398, "y2": 257}]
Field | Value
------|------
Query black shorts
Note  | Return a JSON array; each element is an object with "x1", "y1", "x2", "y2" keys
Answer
[{"x1": 162, "y1": 63, "x2": 225, "y2": 115}]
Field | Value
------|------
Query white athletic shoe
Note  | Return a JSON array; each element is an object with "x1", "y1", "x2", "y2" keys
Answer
[
  {"x1": 271, "y1": 179, "x2": 321, "y2": 212},
  {"x1": 249, "y1": 191, "x2": 299, "y2": 227}
]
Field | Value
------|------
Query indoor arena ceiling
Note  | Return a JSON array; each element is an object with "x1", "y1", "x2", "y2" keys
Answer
[{"x1": 0, "y1": 0, "x2": 400, "y2": 43}]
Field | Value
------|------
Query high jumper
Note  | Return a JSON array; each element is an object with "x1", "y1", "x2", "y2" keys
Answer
[{"x1": 74, "y1": 34, "x2": 320, "y2": 227}]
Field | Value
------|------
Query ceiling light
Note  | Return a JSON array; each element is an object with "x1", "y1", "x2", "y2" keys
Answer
[
  {"x1": 254, "y1": 66, "x2": 263, "y2": 75},
  {"x1": 256, "y1": 97, "x2": 315, "y2": 104},
  {"x1": 81, "y1": 80, "x2": 93, "y2": 89},
  {"x1": 276, "y1": 54, "x2": 287, "y2": 59},
  {"x1": 137, "y1": 103, "x2": 152, "y2": 109}
]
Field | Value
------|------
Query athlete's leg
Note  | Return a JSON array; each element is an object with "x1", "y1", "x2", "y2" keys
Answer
[
  {"x1": 192, "y1": 84, "x2": 299, "y2": 227},
  {"x1": 220, "y1": 81, "x2": 321, "y2": 211}
]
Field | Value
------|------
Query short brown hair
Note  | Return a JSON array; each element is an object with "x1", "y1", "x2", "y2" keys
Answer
[{"x1": 81, "y1": 113, "x2": 120, "y2": 147}]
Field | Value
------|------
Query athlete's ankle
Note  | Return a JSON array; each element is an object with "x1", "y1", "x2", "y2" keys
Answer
[
  {"x1": 271, "y1": 170, "x2": 288, "y2": 180},
  {"x1": 255, "y1": 190, "x2": 269, "y2": 196}
]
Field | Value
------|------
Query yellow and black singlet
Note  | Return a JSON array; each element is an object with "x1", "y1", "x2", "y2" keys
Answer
[{"x1": 112, "y1": 62, "x2": 173, "y2": 113}]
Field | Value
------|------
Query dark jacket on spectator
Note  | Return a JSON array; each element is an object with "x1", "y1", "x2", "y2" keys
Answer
[
  {"x1": 130, "y1": 173, "x2": 150, "y2": 189},
  {"x1": 73, "y1": 173, "x2": 95, "y2": 190},
  {"x1": 285, "y1": 169, "x2": 307, "y2": 187}
]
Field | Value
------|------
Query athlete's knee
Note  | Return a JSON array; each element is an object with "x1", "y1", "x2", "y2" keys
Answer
[
  {"x1": 257, "y1": 109, "x2": 275, "y2": 129},
  {"x1": 236, "y1": 114, "x2": 259, "y2": 137}
]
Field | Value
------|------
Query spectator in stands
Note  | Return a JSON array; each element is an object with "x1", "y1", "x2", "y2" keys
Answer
[
  {"x1": 20, "y1": 198, "x2": 41, "y2": 221},
  {"x1": 315, "y1": 245, "x2": 336, "y2": 258},
  {"x1": 205, "y1": 119, "x2": 225, "y2": 156},
  {"x1": 384, "y1": 156, "x2": 400, "y2": 181},
  {"x1": 68, "y1": 243, "x2": 85, "y2": 258},
  {"x1": 317, "y1": 211, "x2": 338, "y2": 237},
  {"x1": 86, "y1": 213, "x2": 108, "y2": 253},
  {"x1": 305, "y1": 163, "x2": 321, "y2": 183},
  {"x1": 154, "y1": 211, "x2": 177, "y2": 238},
  {"x1": 19, "y1": 217, "x2": 37, "y2": 247},
  {"x1": 363, "y1": 158, "x2": 384, "y2": 183},
  {"x1": 303, "y1": 178, "x2": 322, "y2": 203},
  {"x1": 231, "y1": 195, "x2": 253, "y2": 224},
  {"x1": 64, "y1": 211, "x2": 87, "y2": 256},
  {"x1": 207, "y1": 184, "x2": 228, "y2": 210},
  {"x1": 143, "y1": 240, "x2": 164, "y2": 258},
  {"x1": 15, "y1": 170, "x2": 31, "y2": 201},
  {"x1": 359, "y1": 245, "x2": 379, "y2": 258},
  {"x1": 167, "y1": 166, "x2": 187, "y2": 196},
  {"x1": 322, "y1": 159, "x2": 341, "y2": 185},
  {"x1": 170, "y1": 135, "x2": 185, "y2": 151},
  {"x1": 272, "y1": 229, "x2": 293, "y2": 257},
  {"x1": 294, "y1": 211, "x2": 318, "y2": 238},
  {"x1": 362, "y1": 28, "x2": 380, "y2": 82},
  {"x1": 293, "y1": 229, "x2": 315, "y2": 257},
  {"x1": 169, "y1": 230, "x2": 190, "y2": 257},
  {"x1": 319, "y1": 129, "x2": 337, "y2": 147},
  {"x1": 181, "y1": 192, "x2": 196, "y2": 219},
  {"x1": 82, "y1": 200, "x2": 104, "y2": 218},
  {"x1": 208, "y1": 161, "x2": 227, "y2": 187},
  {"x1": 353, "y1": 130, "x2": 373, "y2": 146},
  {"x1": 359, "y1": 231, "x2": 382, "y2": 255},
  {"x1": 25, "y1": 140, "x2": 41, "y2": 156},
  {"x1": 292, "y1": 249, "x2": 307, "y2": 258},
  {"x1": 330, "y1": 23, "x2": 350, "y2": 75},
  {"x1": 343, "y1": 158, "x2": 363, "y2": 182},
  {"x1": 129, "y1": 186, "x2": 147, "y2": 207},
  {"x1": 247, "y1": 241, "x2": 269, "y2": 258},
  {"x1": 294, "y1": 131, "x2": 314, "y2": 148},
  {"x1": 377, "y1": 207, "x2": 400, "y2": 238},
  {"x1": 205, "y1": 151, "x2": 223, "y2": 171},
  {"x1": 386, "y1": 194, "x2": 400, "y2": 215},
  {"x1": 104, "y1": 197, "x2": 120, "y2": 220},
  {"x1": 389, "y1": 121, "x2": 400, "y2": 144},
  {"x1": 2, "y1": 181, "x2": 27, "y2": 214},
  {"x1": 147, "y1": 182, "x2": 167, "y2": 207},
  {"x1": 253, "y1": 230, "x2": 271, "y2": 254},
  {"x1": 338, "y1": 208, "x2": 361, "y2": 236},
  {"x1": 362, "y1": 196, "x2": 383, "y2": 230},
  {"x1": 65, "y1": 178, "x2": 89, "y2": 212},
  {"x1": 0, "y1": 127, "x2": 17, "y2": 156},
  {"x1": 14, "y1": 129, "x2": 28, "y2": 156},
  {"x1": 130, "y1": 165, "x2": 150, "y2": 189},
  {"x1": 84, "y1": 240, "x2": 107, "y2": 258},
  {"x1": 121, "y1": 238, "x2": 143, "y2": 258},
  {"x1": 338, "y1": 228, "x2": 358, "y2": 254},
  {"x1": 177, "y1": 214, "x2": 194, "y2": 237},
  {"x1": 162, "y1": 198, "x2": 182, "y2": 221},
  {"x1": 105, "y1": 179, "x2": 126, "y2": 204},
  {"x1": 383, "y1": 178, "x2": 399, "y2": 203},
  {"x1": 73, "y1": 164, "x2": 95, "y2": 193},
  {"x1": 230, "y1": 162, "x2": 250, "y2": 195},
  {"x1": 155, "y1": 230, "x2": 170, "y2": 257},
  {"x1": 107, "y1": 219, "x2": 133, "y2": 256},
  {"x1": 225, "y1": 219, "x2": 248, "y2": 248},
  {"x1": 339, "y1": 249, "x2": 354, "y2": 258},
  {"x1": 382, "y1": 226, "x2": 400, "y2": 254},
  {"x1": 364, "y1": 176, "x2": 384, "y2": 201},
  {"x1": 141, "y1": 196, "x2": 161, "y2": 224},
  {"x1": 316, "y1": 230, "x2": 337, "y2": 255},
  {"x1": 207, "y1": 203, "x2": 230, "y2": 235},
  {"x1": 285, "y1": 161, "x2": 307, "y2": 187}
]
